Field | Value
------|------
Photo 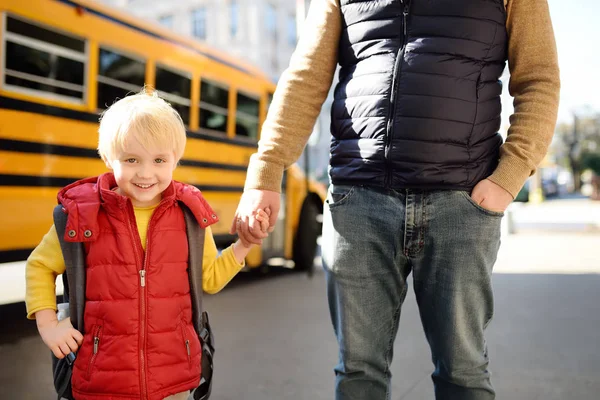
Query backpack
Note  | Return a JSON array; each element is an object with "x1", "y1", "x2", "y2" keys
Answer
[{"x1": 52, "y1": 203, "x2": 215, "y2": 400}]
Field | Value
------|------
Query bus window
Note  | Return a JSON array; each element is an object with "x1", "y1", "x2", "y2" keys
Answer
[
  {"x1": 2, "y1": 15, "x2": 86, "y2": 103},
  {"x1": 97, "y1": 47, "x2": 145, "y2": 109},
  {"x1": 155, "y1": 65, "x2": 191, "y2": 126},
  {"x1": 236, "y1": 92, "x2": 259, "y2": 139},
  {"x1": 199, "y1": 80, "x2": 228, "y2": 134}
]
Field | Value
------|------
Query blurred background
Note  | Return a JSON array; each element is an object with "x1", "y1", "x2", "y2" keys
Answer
[{"x1": 0, "y1": 0, "x2": 599, "y2": 399}]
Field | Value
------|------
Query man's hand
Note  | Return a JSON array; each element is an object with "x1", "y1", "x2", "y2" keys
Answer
[
  {"x1": 36, "y1": 309, "x2": 83, "y2": 359},
  {"x1": 230, "y1": 189, "x2": 280, "y2": 246},
  {"x1": 470, "y1": 179, "x2": 514, "y2": 213}
]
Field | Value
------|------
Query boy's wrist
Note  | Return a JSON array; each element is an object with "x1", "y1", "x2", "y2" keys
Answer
[
  {"x1": 35, "y1": 308, "x2": 58, "y2": 327},
  {"x1": 234, "y1": 239, "x2": 252, "y2": 251},
  {"x1": 232, "y1": 240, "x2": 252, "y2": 264}
]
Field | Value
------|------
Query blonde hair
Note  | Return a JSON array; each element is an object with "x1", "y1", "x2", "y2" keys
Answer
[{"x1": 98, "y1": 88, "x2": 186, "y2": 163}]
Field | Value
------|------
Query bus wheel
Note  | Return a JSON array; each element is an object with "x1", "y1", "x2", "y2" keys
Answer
[{"x1": 293, "y1": 199, "x2": 321, "y2": 273}]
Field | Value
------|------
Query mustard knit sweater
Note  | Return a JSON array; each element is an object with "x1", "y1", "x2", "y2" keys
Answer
[{"x1": 245, "y1": 0, "x2": 560, "y2": 199}]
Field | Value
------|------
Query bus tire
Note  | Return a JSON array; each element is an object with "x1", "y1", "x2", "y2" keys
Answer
[{"x1": 293, "y1": 199, "x2": 321, "y2": 272}]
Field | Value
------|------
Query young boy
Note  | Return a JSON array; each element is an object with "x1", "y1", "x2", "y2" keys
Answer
[{"x1": 25, "y1": 90, "x2": 268, "y2": 400}]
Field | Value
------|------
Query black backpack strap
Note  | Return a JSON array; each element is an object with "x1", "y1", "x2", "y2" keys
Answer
[
  {"x1": 53, "y1": 205, "x2": 86, "y2": 333},
  {"x1": 181, "y1": 204, "x2": 215, "y2": 400},
  {"x1": 52, "y1": 204, "x2": 87, "y2": 400}
]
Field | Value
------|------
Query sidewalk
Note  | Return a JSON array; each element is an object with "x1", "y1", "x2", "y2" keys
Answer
[
  {"x1": 495, "y1": 231, "x2": 600, "y2": 274},
  {"x1": 498, "y1": 195, "x2": 600, "y2": 275},
  {"x1": 506, "y1": 195, "x2": 600, "y2": 234}
]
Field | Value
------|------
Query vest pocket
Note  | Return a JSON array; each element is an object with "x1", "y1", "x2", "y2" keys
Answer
[
  {"x1": 180, "y1": 322, "x2": 192, "y2": 367},
  {"x1": 86, "y1": 324, "x2": 103, "y2": 379}
]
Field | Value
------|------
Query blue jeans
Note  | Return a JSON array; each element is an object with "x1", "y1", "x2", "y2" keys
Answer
[{"x1": 322, "y1": 185, "x2": 503, "y2": 400}]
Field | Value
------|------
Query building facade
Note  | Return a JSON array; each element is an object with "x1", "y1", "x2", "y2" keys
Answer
[
  {"x1": 98, "y1": 0, "x2": 332, "y2": 182},
  {"x1": 98, "y1": 0, "x2": 299, "y2": 82}
]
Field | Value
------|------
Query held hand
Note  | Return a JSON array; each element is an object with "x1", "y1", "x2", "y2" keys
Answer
[
  {"x1": 37, "y1": 311, "x2": 83, "y2": 359},
  {"x1": 230, "y1": 189, "x2": 280, "y2": 246},
  {"x1": 470, "y1": 179, "x2": 513, "y2": 213},
  {"x1": 255, "y1": 208, "x2": 271, "y2": 234},
  {"x1": 236, "y1": 209, "x2": 271, "y2": 249}
]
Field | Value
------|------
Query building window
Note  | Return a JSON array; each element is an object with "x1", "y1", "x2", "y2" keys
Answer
[
  {"x1": 236, "y1": 92, "x2": 259, "y2": 140},
  {"x1": 155, "y1": 65, "x2": 191, "y2": 126},
  {"x1": 266, "y1": 4, "x2": 277, "y2": 38},
  {"x1": 97, "y1": 48, "x2": 145, "y2": 109},
  {"x1": 199, "y1": 80, "x2": 229, "y2": 133},
  {"x1": 2, "y1": 15, "x2": 87, "y2": 103},
  {"x1": 158, "y1": 15, "x2": 173, "y2": 29},
  {"x1": 230, "y1": 1, "x2": 238, "y2": 38},
  {"x1": 287, "y1": 14, "x2": 296, "y2": 46},
  {"x1": 192, "y1": 7, "x2": 207, "y2": 40}
]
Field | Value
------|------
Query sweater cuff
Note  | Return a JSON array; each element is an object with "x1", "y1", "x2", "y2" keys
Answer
[
  {"x1": 487, "y1": 157, "x2": 532, "y2": 199},
  {"x1": 244, "y1": 157, "x2": 285, "y2": 193},
  {"x1": 27, "y1": 305, "x2": 57, "y2": 320}
]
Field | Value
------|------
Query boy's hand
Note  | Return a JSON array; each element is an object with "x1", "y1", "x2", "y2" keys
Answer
[
  {"x1": 236, "y1": 209, "x2": 270, "y2": 251},
  {"x1": 231, "y1": 189, "x2": 280, "y2": 246},
  {"x1": 36, "y1": 309, "x2": 83, "y2": 359},
  {"x1": 254, "y1": 208, "x2": 271, "y2": 234}
]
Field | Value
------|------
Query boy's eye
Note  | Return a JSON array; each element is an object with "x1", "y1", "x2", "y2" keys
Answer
[
  {"x1": 155, "y1": 158, "x2": 166, "y2": 164},
  {"x1": 125, "y1": 158, "x2": 137, "y2": 163}
]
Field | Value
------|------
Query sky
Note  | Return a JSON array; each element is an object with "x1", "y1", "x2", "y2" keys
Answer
[
  {"x1": 500, "y1": 0, "x2": 597, "y2": 129},
  {"x1": 542, "y1": 0, "x2": 598, "y2": 123}
]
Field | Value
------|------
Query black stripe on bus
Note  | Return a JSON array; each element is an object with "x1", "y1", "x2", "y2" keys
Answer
[
  {"x1": 55, "y1": 0, "x2": 252, "y2": 75},
  {"x1": 178, "y1": 159, "x2": 248, "y2": 171},
  {"x1": 0, "y1": 238, "x2": 240, "y2": 263},
  {"x1": 0, "y1": 249, "x2": 33, "y2": 264},
  {"x1": 0, "y1": 95, "x2": 99, "y2": 122},
  {"x1": 0, "y1": 139, "x2": 249, "y2": 171},
  {"x1": 0, "y1": 96, "x2": 259, "y2": 149},
  {"x1": 0, "y1": 139, "x2": 99, "y2": 158},
  {"x1": 0, "y1": 174, "x2": 244, "y2": 193},
  {"x1": 213, "y1": 234, "x2": 238, "y2": 249}
]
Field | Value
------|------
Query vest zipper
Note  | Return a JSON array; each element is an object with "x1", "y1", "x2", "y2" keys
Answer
[
  {"x1": 181, "y1": 321, "x2": 192, "y2": 367},
  {"x1": 126, "y1": 202, "x2": 149, "y2": 400},
  {"x1": 385, "y1": 0, "x2": 411, "y2": 187},
  {"x1": 86, "y1": 325, "x2": 102, "y2": 379}
]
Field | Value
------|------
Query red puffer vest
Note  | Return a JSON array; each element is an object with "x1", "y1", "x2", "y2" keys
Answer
[{"x1": 57, "y1": 173, "x2": 218, "y2": 400}]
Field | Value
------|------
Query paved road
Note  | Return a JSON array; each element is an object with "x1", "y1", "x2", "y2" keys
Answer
[{"x1": 1, "y1": 227, "x2": 599, "y2": 400}]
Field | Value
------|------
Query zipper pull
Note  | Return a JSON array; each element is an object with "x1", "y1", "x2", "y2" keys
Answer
[
  {"x1": 140, "y1": 270, "x2": 146, "y2": 287},
  {"x1": 93, "y1": 337, "x2": 99, "y2": 354},
  {"x1": 185, "y1": 340, "x2": 191, "y2": 356}
]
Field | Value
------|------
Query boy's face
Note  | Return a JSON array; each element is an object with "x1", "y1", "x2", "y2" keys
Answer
[{"x1": 106, "y1": 137, "x2": 177, "y2": 208}]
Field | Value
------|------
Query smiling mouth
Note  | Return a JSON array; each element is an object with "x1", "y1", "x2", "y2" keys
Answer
[{"x1": 134, "y1": 183, "x2": 156, "y2": 189}]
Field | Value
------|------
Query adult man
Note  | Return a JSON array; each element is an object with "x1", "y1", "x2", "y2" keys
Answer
[{"x1": 232, "y1": 0, "x2": 560, "y2": 398}]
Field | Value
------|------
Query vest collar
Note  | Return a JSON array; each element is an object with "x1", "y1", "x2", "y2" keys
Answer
[{"x1": 57, "y1": 173, "x2": 218, "y2": 242}]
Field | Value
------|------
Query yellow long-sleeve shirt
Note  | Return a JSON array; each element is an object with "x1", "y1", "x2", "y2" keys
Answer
[
  {"x1": 25, "y1": 204, "x2": 243, "y2": 319},
  {"x1": 245, "y1": 0, "x2": 560, "y2": 199}
]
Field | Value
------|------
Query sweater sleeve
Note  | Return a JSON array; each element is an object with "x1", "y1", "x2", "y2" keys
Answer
[
  {"x1": 244, "y1": 0, "x2": 342, "y2": 192},
  {"x1": 488, "y1": 0, "x2": 561, "y2": 198},
  {"x1": 25, "y1": 225, "x2": 66, "y2": 319},
  {"x1": 201, "y1": 227, "x2": 245, "y2": 294}
]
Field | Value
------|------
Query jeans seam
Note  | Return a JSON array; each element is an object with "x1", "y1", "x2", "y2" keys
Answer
[
  {"x1": 384, "y1": 293, "x2": 403, "y2": 400},
  {"x1": 327, "y1": 185, "x2": 357, "y2": 209}
]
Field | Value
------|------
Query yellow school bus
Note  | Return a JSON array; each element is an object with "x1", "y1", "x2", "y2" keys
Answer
[{"x1": 0, "y1": 0, "x2": 325, "y2": 304}]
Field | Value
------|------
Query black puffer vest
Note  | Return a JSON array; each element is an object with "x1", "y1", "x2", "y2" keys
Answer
[{"x1": 330, "y1": 0, "x2": 508, "y2": 190}]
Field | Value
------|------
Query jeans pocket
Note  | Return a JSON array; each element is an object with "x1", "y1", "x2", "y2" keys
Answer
[
  {"x1": 326, "y1": 185, "x2": 356, "y2": 209},
  {"x1": 459, "y1": 191, "x2": 505, "y2": 217}
]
